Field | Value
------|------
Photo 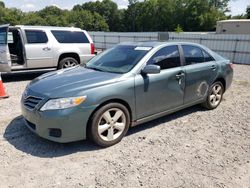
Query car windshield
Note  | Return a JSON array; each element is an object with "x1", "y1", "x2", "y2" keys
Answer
[{"x1": 85, "y1": 45, "x2": 152, "y2": 74}]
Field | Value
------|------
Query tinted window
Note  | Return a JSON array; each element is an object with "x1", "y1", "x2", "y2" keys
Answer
[
  {"x1": 182, "y1": 45, "x2": 204, "y2": 65},
  {"x1": 51, "y1": 30, "x2": 89, "y2": 43},
  {"x1": 0, "y1": 27, "x2": 8, "y2": 44},
  {"x1": 7, "y1": 32, "x2": 14, "y2": 44},
  {"x1": 203, "y1": 50, "x2": 214, "y2": 62},
  {"x1": 86, "y1": 45, "x2": 151, "y2": 74},
  {"x1": 148, "y1": 45, "x2": 181, "y2": 69},
  {"x1": 25, "y1": 30, "x2": 48, "y2": 44}
]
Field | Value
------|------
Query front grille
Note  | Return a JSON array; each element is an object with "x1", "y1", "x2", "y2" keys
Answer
[{"x1": 23, "y1": 96, "x2": 43, "y2": 110}]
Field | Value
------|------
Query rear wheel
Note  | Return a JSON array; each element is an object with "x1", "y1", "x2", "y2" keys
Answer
[
  {"x1": 202, "y1": 81, "x2": 224, "y2": 110},
  {"x1": 89, "y1": 103, "x2": 130, "y2": 147},
  {"x1": 58, "y1": 57, "x2": 79, "y2": 69}
]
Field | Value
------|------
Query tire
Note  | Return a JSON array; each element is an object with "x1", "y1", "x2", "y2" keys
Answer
[
  {"x1": 202, "y1": 81, "x2": 224, "y2": 110},
  {"x1": 58, "y1": 57, "x2": 79, "y2": 69},
  {"x1": 89, "y1": 103, "x2": 130, "y2": 147}
]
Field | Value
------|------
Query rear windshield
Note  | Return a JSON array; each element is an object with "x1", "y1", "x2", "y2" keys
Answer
[
  {"x1": 51, "y1": 30, "x2": 89, "y2": 43},
  {"x1": 0, "y1": 27, "x2": 7, "y2": 44},
  {"x1": 86, "y1": 45, "x2": 152, "y2": 74}
]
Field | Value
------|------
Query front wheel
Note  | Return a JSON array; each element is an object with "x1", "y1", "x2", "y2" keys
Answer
[
  {"x1": 89, "y1": 103, "x2": 130, "y2": 147},
  {"x1": 202, "y1": 81, "x2": 224, "y2": 110}
]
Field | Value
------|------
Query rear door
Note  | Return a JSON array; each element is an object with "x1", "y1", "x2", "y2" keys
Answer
[
  {"x1": 0, "y1": 24, "x2": 11, "y2": 72},
  {"x1": 24, "y1": 29, "x2": 54, "y2": 68},
  {"x1": 182, "y1": 45, "x2": 218, "y2": 104}
]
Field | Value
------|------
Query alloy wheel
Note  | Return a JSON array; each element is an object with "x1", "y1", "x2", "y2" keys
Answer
[
  {"x1": 62, "y1": 60, "x2": 77, "y2": 68},
  {"x1": 97, "y1": 108, "x2": 126, "y2": 141},
  {"x1": 209, "y1": 83, "x2": 223, "y2": 107}
]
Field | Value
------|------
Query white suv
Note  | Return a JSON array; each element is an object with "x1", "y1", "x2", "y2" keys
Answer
[{"x1": 0, "y1": 24, "x2": 95, "y2": 72}]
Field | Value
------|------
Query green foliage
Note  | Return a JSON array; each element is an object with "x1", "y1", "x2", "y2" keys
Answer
[
  {"x1": 175, "y1": 24, "x2": 183, "y2": 33},
  {"x1": 68, "y1": 9, "x2": 109, "y2": 31},
  {"x1": 123, "y1": 0, "x2": 228, "y2": 32},
  {"x1": 247, "y1": 6, "x2": 250, "y2": 19},
  {"x1": 0, "y1": 1, "x2": 5, "y2": 8},
  {"x1": 73, "y1": 0, "x2": 121, "y2": 31},
  {"x1": 0, "y1": 0, "x2": 233, "y2": 32}
]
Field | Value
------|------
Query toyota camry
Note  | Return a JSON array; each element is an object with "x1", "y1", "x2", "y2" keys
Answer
[{"x1": 21, "y1": 42, "x2": 233, "y2": 147}]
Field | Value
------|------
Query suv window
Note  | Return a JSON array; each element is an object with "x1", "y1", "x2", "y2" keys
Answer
[
  {"x1": 51, "y1": 30, "x2": 89, "y2": 43},
  {"x1": 7, "y1": 32, "x2": 14, "y2": 44},
  {"x1": 0, "y1": 27, "x2": 8, "y2": 44},
  {"x1": 148, "y1": 45, "x2": 181, "y2": 69},
  {"x1": 25, "y1": 30, "x2": 48, "y2": 44}
]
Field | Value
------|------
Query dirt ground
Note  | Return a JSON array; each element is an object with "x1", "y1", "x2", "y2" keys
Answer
[{"x1": 0, "y1": 65, "x2": 249, "y2": 188}]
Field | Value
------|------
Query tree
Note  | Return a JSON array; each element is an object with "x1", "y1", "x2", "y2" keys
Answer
[
  {"x1": 0, "y1": 0, "x2": 234, "y2": 32},
  {"x1": 68, "y1": 9, "x2": 109, "y2": 31},
  {"x1": 21, "y1": 13, "x2": 47, "y2": 25},
  {"x1": 0, "y1": 1, "x2": 5, "y2": 8},
  {"x1": 73, "y1": 0, "x2": 122, "y2": 31},
  {"x1": 0, "y1": 7, "x2": 24, "y2": 25},
  {"x1": 247, "y1": 6, "x2": 250, "y2": 19},
  {"x1": 208, "y1": 0, "x2": 230, "y2": 12},
  {"x1": 37, "y1": 6, "x2": 69, "y2": 26}
]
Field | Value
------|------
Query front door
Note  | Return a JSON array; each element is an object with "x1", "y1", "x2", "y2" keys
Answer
[
  {"x1": 0, "y1": 24, "x2": 11, "y2": 72},
  {"x1": 181, "y1": 45, "x2": 218, "y2": 104},
  {"x1": 135, "y1": 45, "x2": 185, "y2": 119},
  {"x1": 24, "y1": 29, "x2": 54, "y2": 68}
]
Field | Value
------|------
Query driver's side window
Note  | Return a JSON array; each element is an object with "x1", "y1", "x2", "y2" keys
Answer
[{"x1": 147, "y1": 45, "x2": 181, "y2": 70}]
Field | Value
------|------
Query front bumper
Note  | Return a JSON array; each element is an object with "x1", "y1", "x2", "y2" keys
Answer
[{"x1": 21, "y1": 103, "x2": 97, "y2": 143}]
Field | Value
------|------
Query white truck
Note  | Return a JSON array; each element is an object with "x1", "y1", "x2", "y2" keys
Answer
[{"x1": 0, "y1": 24, "x2": 95, "y2": 72}]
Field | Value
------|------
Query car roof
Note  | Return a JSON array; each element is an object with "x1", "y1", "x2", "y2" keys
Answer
[{"x1": 119, "y1": 41, "x2": 204, "y2": 48}]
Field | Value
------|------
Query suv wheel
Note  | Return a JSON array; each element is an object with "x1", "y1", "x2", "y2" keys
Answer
[
  {"x1": 89, "y1": 103, "x2": 130, "y2": 147},
  {"x1": 58, "y1": 57, "x2": 79, "y2": 69},
  {"x1": 202, "y1": 81, "x2": 224, "y2": 110}
]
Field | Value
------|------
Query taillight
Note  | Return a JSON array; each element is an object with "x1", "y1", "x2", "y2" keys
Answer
[{"x1": 90, "y1": 43, "x2": 95, "y2": 54}]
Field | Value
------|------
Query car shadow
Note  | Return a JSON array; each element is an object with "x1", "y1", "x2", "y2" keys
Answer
[
  {"x1": 1, "y1": 70, "x2": 51, "y2": 82},
  {"x1": 3, "y1": 116, "x2": 100, "y2": 158},
  {"x1": 3, "y1": 105, "x2": 205, "y2": 158}
]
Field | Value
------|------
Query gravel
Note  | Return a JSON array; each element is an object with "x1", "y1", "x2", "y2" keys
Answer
[{"x1": 0, "y1": 65, "x2": 249, "y2": 188}]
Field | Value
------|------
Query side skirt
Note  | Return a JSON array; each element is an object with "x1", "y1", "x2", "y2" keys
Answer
[{"x1": 131, "y1": 98, "x2": 205, "y2": 127}]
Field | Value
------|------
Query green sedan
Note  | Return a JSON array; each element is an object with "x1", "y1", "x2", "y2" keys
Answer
[{"x1": 21, "y1": 42, "x2": 233, "y2": 147}]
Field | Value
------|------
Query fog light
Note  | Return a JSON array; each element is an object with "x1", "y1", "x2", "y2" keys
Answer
[{"x1": 49, "y1": 129, "x2": 62, "y2": 138}]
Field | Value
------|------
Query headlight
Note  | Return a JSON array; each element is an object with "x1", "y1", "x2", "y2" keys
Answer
[{"x1": 40, "y1": 96, "x2": 87, "y2": 111}]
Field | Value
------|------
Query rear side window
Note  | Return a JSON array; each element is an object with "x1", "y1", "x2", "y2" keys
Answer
[
  {"x1": 25, "y1": 30, "x2": 48, "y2": 44},
  {"x1": 203, "y1": 50, "x2": 214, "y2": 62},
  {"x1": 182, "y1": 45, "x2": 204, "y2": 65},
  {"x1": 182, "y1": 45, "x2": 214, "y2": 65},
  {"x1": 51, "y1": 30, "x2": 89, "y2": 43},
  {"x1": 148, "y1": 45, "x2": 181, "y2": 69}
]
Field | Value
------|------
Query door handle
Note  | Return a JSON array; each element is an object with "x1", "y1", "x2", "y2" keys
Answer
[
  {"x1": 43, "y1": 47, "x2": 51, "y2": 51},
  {"x1": 211, "y1": 65, "x2": 216, "y2": 70},
  {"x1": 176, "y1": 72, "x2": 185, "y2": 79}
]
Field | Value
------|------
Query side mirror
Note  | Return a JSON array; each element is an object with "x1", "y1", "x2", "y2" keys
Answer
[{"x1": 141, "y1": 65, "x2": 161, "y2": 75}]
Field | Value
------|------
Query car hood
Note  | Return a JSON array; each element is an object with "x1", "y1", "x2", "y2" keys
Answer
[{"x1": 28, "y1": 66, "x2": 122, "y2": 98}]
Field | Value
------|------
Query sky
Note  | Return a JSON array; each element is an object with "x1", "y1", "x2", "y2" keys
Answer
[{"x1": 2, "y1": 0, "x2": 249, "y2": 16}]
